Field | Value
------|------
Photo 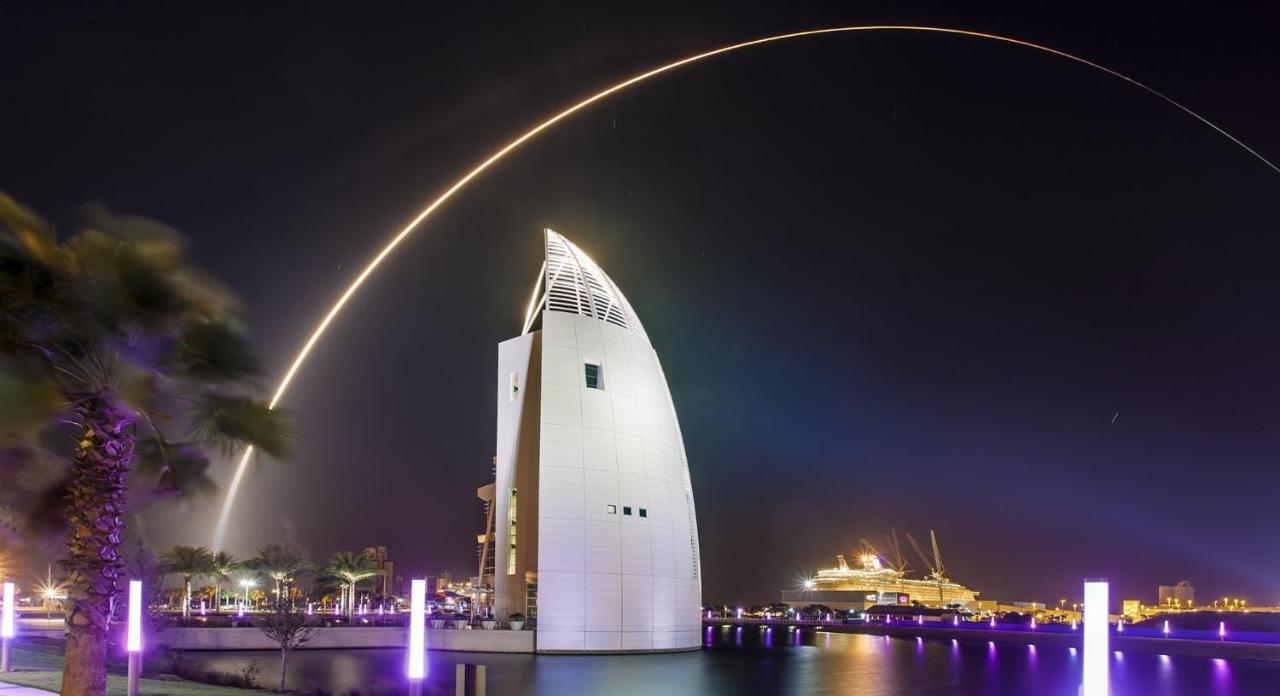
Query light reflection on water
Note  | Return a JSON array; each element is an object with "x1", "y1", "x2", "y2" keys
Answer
[{"x1": 181, "y1": 628, "x2": 1280, "y2": 695}]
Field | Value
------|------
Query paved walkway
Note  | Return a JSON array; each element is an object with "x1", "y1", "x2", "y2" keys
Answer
[{"x1": 0, "y1": 680, "x2": 55, "y2": 695}]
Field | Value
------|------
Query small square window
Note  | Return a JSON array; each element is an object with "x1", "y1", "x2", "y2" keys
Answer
[
  {"x1": 623, "y1": 506, "x2": 632, "y2": 516},
  {"x1": 584, "y1": 362, "x2": 603, "y2": 390},
  {"x1": 639, "y1": 508, "x2": 647, "y2": 518},
  {"x1": 606, "y1": 505, "x2": 616, "y2": 514}
]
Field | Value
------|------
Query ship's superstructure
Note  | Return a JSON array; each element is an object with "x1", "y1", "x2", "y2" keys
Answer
[{"x1": 485, "y1": 229, "x2": 702, "y2": 653}]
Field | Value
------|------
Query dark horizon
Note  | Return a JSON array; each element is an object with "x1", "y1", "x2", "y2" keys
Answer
[{"x1": 4, "y1": 1, "x2": 1280, "y2": 609}]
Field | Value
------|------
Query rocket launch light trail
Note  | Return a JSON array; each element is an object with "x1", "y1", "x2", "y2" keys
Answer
[{"x1": 212, "y1": 25, "x2": 1278, "y2": 550}]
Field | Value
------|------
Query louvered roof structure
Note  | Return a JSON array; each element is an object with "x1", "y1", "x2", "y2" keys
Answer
[{"x1": 521, "y1": 229, "x2": 645, "y2": 339}]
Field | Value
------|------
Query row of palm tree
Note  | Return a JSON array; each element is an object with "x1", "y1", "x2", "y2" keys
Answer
[{"x1": 158, "y1": 544, "x2": 383, "y2": 620}]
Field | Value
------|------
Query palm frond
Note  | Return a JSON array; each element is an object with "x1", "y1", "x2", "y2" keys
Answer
[
  {"x1": 188, "y1": 392, "x2": 292, "y2": 458},
  {"x1": 175, "y1": 319, "x2": 261, "y2": 382}
]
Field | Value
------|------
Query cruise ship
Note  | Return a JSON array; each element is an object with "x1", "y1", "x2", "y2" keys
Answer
[
  {"x1": 781, "y1": 532, "x2": 979, "y2": 610},
  {"x1": 798, "y1": 553, "x2": 978, "y2": 606}
]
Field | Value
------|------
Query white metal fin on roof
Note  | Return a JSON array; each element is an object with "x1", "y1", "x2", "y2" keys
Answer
[{"x1": 522, "y1": 229, "x2": 645, "y2": 338}]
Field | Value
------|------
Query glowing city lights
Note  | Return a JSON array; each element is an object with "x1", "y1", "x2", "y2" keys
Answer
[
  {"x1": 126, "y1": 580, "x2": 143, "y2": 652},
  {"x1": 1082, "y1": 579, "x2": 1110, "y2": 696},
  {"x1": 408, "y1": 578, "x2": 427, "y2": 681},
  {"x1": 210, "y1": 25, "x2": 1278, "y2": 552}
]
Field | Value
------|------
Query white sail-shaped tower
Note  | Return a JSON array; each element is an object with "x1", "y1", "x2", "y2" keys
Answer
[{"x1": 488, "y1": 229, "x2": 702, "y2": 652}]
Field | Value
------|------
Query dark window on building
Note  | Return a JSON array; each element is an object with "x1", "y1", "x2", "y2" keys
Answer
[
  {"x1": 584, "y1": 362, "x2": 603, "y2": 390},
  {"x1": 623, "y1": 506, "x2": 632, "y2": 516},
  {"x1": 639, "y1": 508, "x2": 647, "y2": 518}
]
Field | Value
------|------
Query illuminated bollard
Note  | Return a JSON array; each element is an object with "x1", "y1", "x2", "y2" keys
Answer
[
  {"x1": 1219, "y1": 622, "x2": 1226, "y2": 641},
  {"x1": 989, "y1": 616, "x2": 996, "y2": 628},
  {"x1": 127, "y1": 580, "x2": 143, "y2": 696},
  {"x1": 1163, "y1": 620, "x2": 1170, "y2": 636},
  {"x1": 1082, "y1": 579, "x2": 1109, "y2": 696},
  {"x1": 1117, "y1": 620, "x2": 1124, "y2": 633},
  {"x1": 1, "y1": 581, "x2": 14, "y2": 673},
  {"x1": 407, "y1": 578, "x2": 426, "y2": 695},
  {"x1": 1031, "y1": 616, "x2": 1037, "y2": 629},
  {"x1": 953, "y1": 615, "x2": 959, "y2": 627}
]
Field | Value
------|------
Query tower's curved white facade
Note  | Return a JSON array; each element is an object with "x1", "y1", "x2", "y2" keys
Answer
[{"x1": 489, "y1": 229, "x2": 701, "y2": 652}]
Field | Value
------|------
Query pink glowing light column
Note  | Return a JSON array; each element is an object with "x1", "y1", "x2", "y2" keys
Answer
[
  {"x1": 1, "y1": 581, "x2": 14, "y2": 673},
  {"x1": 407, "y1": 578, "x2": 426, "y2": 695},
  {"x1": 126, "y1": 580, "x2": 143, "y2": 696}
]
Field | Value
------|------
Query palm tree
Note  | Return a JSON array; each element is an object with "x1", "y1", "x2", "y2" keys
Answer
[
  {"x1": 247, "y1": 543, "x2": 308, "y2": 605},
  {"x1": 0, "y1": 194, "x2": 289, "y2": 695},
  {"x1": 210, "y1": 551, "x2": 239, "y2": 613},
  {"x1": 161, "y1": 546, "x2": 214, "y2": 619},
  {"x1": 323, "y1": 551, "x2": 382, "y2": 621}
]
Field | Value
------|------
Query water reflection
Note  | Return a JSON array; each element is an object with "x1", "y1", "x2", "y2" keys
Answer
[{"x1": 181, "y1": 628, "x2": 1273, "y2": 695}]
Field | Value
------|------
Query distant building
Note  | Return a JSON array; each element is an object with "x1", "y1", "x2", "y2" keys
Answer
[
  {"x1": 1158, "y1": 581, "x2": 1195, "y2": 607},
  {"x1": 1122, "y1": 600, "x2": 1143, "y2": 617},
  {"x1": 361, "y1": 546, "x2": 395, "y2": 599}
]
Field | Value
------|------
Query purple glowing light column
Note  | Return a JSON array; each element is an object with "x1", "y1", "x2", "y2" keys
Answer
[
  {"x1": 1, "y1": 581, "x2": 14, "y2": 673},
  {"x1": 1082, "y1": 579, "x2": 1109, "y2": 696},
  {"x1": 407, "y1": 578, "x2": 426, "y2": 695},
  {"x1": 127, "y1": 580, "x2": 143, "y2": 696}
]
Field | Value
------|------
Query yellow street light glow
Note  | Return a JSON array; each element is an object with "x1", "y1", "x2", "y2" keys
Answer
[{"x1": 211, "y1": 25, "x2": 1278, "y2": 550}]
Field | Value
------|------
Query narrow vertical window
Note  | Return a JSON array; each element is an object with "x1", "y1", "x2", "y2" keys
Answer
[
  {"x1": 584, "y1": 362, "x2": 603, "y2": 390},
  {"x1": 507, "y1": 488, "x2": 518, "y2": 575},
  {"x1": 639, "y1": 508, "x2": 647, "y2": 518},
  {"x1": 509, "y1": 371, "x2": 520, "y2": 402}
]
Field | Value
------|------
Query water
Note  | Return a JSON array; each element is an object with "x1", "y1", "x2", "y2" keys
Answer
[{"x1": 181, "y1": 626, "x2": 1280, "y2": 695}]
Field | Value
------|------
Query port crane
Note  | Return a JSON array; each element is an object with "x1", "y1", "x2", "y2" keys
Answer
[{"x1": 906, "y1": 530, "x2": 950, "y2": 605}]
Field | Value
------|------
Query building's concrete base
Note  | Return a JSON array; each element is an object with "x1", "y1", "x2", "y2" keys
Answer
[{"x1": 155, "y1": 626, "x2": 535, "y2": 653}]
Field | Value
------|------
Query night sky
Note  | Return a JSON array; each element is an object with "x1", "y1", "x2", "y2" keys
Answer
[{"x1": 5, "y1": 1, "x2": 1279, "y2": 609}]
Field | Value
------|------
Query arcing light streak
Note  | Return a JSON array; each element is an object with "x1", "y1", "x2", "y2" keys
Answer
[{"x1": 212, "y1": 25, "x2": 1278, "y2": 550}]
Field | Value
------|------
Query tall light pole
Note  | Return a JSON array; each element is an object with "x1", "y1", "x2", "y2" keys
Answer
[{"x1": 126, "y1": 580, "x2": 143, "y2": 696}]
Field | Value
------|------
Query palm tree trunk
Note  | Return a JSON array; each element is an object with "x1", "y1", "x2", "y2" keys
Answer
[
  {"x1": 278, "y1": 648, "x2": 288, "y2": 693},
  {"x1": 184, "y1": 578, "x2": 192, "y2": 619},
  {"x1": 61, "y1": 396, "x2": 134, "y2": 696}
]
